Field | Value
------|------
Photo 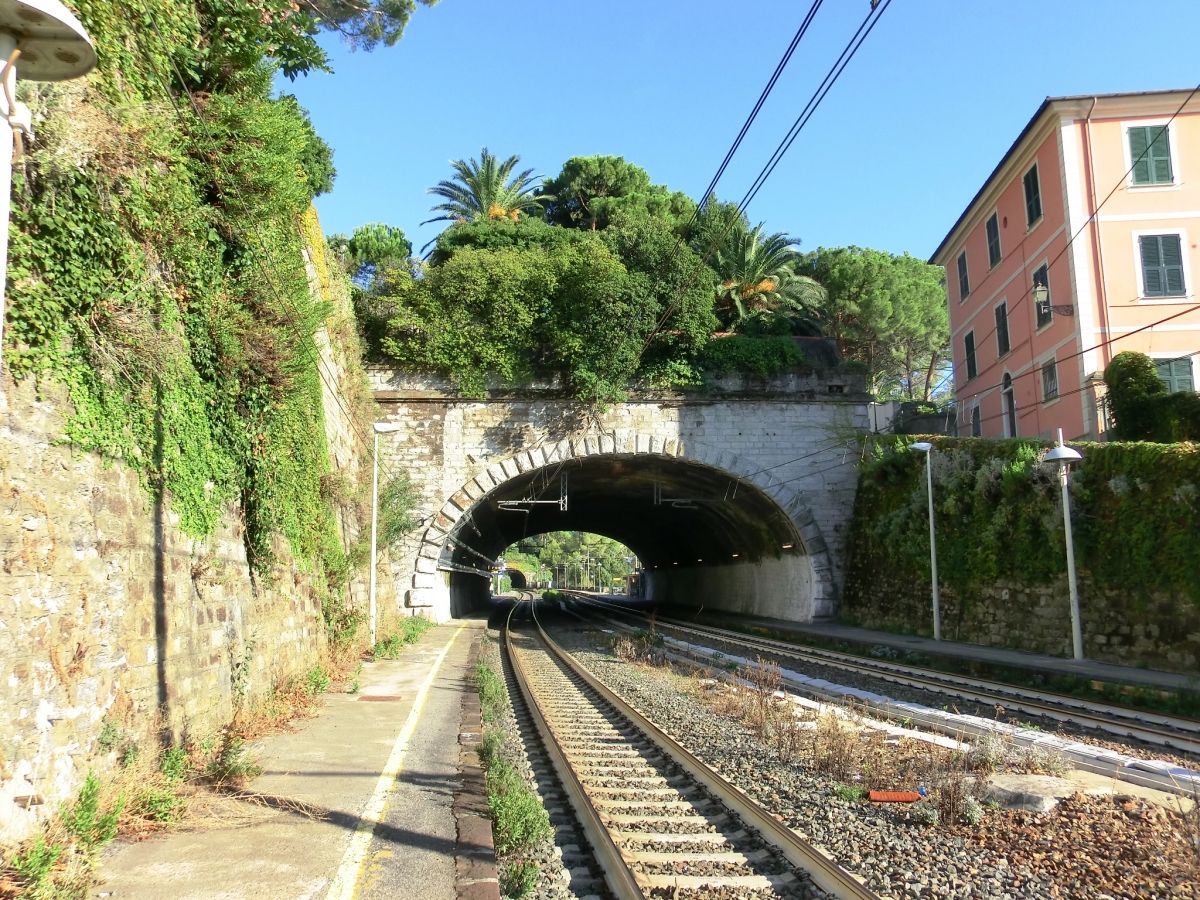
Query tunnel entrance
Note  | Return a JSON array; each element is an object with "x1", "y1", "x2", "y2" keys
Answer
[{"x1": 421, "y1": 440, "x2": 834, "y2": 621}]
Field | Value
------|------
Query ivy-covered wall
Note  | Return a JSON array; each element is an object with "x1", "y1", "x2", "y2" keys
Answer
[
  {"x1": 0, "y1": 2, "x2": 393, "y2": 841},
  {"x1": 843, "y1": 437, "x2": 1200, "y2": 673}
]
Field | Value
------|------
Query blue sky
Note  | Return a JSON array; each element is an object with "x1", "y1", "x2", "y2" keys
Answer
[{"x1": 287, "y1": 0, "x2": 1200, "y2": 261}]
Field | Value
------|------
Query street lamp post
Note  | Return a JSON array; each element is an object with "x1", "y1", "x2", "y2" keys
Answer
[
  {"x1": 910, "y1": 442, "x2": 941, "y2": 641},
  {"x1": 370, "y1": 422, "x2": 403, "y2": 647},
  {"x1": 1046, "y1": 428, "x2": 1084, "y2": 660}
]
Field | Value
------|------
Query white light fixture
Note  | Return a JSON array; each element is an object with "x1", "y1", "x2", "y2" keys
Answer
[
  {"x1": 910, "y1": 441, "x2": 942, "y2": 641},
  {"x1": 369, "y1": 421, "x2": 404, "y2": 646},
  {"x1": 0, "y1": 1, "x2": 95, "y2": 389},
  {"x1": 1045, "y1": 428, "x2": 1084, "y2": 660}
]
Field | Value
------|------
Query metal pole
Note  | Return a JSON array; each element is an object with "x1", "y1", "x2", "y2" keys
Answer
[
  {"x1": 0, "y1": 33, "x2": 17, "y2": 393},
  {"x1": 369, "y1": 431, "x2": 380, "y2": 647},
  {"x1": 1060, "y1": 462, "x2": 1084, "y2": 660},
  {"x1": 925, "y1": 450, "x2": 942, "y2": 641}
]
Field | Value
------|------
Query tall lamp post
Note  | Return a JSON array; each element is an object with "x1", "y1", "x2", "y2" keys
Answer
[
  {"x1": 370, "y1": 422, "x2": 403, "y2": 647},
  {"x1": 1046, "y1": 428, "x2": 1084, "y2": 660},
  {"x1": 910, "y1": 442, "x2": 941, "y2": 641}
]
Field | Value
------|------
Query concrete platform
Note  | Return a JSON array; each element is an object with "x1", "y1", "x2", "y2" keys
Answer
[{"x1": 98, "y1": 619, "x2": 497, "y2": 900}]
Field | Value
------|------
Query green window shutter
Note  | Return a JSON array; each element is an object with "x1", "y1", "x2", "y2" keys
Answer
[
  {"x1": 1155, "y1": 358, "x2": 1194, "y2": 393},
  {"x1": 1023, "y1": 166, "x2": 1041, "y2": 224},
  {"x1": 1149, "y1": 127, "x2": 1173, "y2": 183},
  {"x1": 1140, "y1": 235, "x2": 1164, "y2": 295},
  {"x1": 1129, "y1": 126, "x2": 1152, "y2": 184},
  {"x1": 1162, "y1": 234, "x2": 1185, "y2": 294}
]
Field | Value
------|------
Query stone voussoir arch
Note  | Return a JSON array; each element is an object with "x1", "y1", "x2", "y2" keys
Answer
[{"x1": 408, "y1": 430, "x2": 835, "y2": 613}]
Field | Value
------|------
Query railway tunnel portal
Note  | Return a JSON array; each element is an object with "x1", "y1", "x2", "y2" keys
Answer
[{"x1": 371, "y1": 363, "x2": 869, "y2": 623}]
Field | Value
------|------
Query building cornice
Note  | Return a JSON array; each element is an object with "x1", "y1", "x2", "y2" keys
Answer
[{"x1": 930, "y1": 89, "x2": 1199, "y2": 266}]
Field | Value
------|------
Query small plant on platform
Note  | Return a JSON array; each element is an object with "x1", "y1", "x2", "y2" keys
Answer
[
  {"x1": 347, "y1": 664, "x2": 363, "y2": 694},
  {"x1": 475, "y1": 659, "x2": 507, "y2": 724},
  {"x1": 305, "y1": 665, "x2": 331, "y2": 695},
  {"x1": 4, "y1": 834, "x2": 63, "y2": 897},
  {"x1": 373, "y1": 615, "x2": 434, "y2": 659},
  {"x1": 62, "y1": 772, "x2": 123, "y2": 852},
  {"x1": 204, "y1": 735, "x2": 262, "y2": 786},
  {"x1": 500, "y1": 859, "x2": 540, "y2": 898}
]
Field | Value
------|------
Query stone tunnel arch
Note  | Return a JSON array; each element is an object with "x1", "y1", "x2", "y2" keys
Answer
[{"x1": 407, "y1": 431, "x2": 835, "y2": 619}]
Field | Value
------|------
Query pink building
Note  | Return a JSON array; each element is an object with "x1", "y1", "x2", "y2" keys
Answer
[{"x1": 932, "y1": 90, "x2": 1200, "y2": 440}]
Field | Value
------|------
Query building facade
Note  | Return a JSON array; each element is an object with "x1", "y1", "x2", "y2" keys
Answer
[{"x1": 932, "y1": 90, "x2": 1200, "y2": 440}]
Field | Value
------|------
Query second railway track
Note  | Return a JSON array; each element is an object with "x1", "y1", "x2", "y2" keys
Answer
[{"x1": 504, "y1": 601, "x2": 878, "y2": 900}]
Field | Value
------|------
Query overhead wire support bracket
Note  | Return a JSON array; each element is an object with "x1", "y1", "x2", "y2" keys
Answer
[{"x1": 497, "y1": 472, "x2": 568, "y2": 512}]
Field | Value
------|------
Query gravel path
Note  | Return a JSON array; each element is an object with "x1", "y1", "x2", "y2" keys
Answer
[{"x1": 550, "y1": 625, "x2": 1199, "y2": 900}]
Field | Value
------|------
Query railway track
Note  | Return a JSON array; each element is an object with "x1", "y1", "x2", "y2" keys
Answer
[
  {"x1": 503, "y1": 599, "x2": 878, "y2": 900},
  {"x1": 561, "y1": 594, "x2": 1200, "y2": 794}
]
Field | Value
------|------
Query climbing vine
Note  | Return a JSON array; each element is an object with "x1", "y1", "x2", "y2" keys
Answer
[
  {"x1": 5, "y1": 2, "x2": 365, "y2": 614},
  {"x1": 845, "y1": 436, "x2": 1200, "y2": 613}
]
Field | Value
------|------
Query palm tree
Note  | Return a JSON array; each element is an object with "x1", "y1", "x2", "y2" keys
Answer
[
  {"x1": 423, "y1": 148, "x2": 548, "y2": 226},
  {"x1": 713, "y1": 224, "x2": 825, "y2": 329}
]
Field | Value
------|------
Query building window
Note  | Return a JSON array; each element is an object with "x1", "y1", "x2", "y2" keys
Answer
[
  {"x1": 1139, "y1": 234, "x2": 1186, "y2": 297},
  {"x1": 971, "y1": 404, "x2": 982, "y2": 437},
  {"x1": 957, "y1": 250, "x2": 970, "y2": 300},
  {"x1": 1002, "y1": 373, "x2": 1017, "y2": 437},
  {"x1": 1155, "y1": 356, "x2": 1195, "y2": 393},
  {"x1": 1023, "y1": 164, "x2": 1042, "y2": 226},
  {"x1": 1128, "y1": 125, "x2": 1173, "y2": 185},
  {"x1": 995, "y1": 301, "x2": 1010, "y2": 356},
  {"x1": 964, "y1": 331, "x2": 977, "y2": 380},
  {"x1": 986, "y1": 213, "x2": 1002, "y2": 267},
  {"x1": 1041, "y1": 359, "x2": 1058, "y2": 401},
  {"x1": 1033, "y1": 264, "x2": 1052, "y2": 329}
]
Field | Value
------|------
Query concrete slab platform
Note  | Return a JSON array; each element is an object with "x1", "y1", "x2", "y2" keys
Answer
[{"x1": 98, "y1": 619, "x2": 494, "y2": 900}]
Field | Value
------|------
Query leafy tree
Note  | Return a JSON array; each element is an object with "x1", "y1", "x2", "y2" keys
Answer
[
  {"x1": 424, "y1": 148, "x2": 548, "y2": 229},
  {"x1": 712, "y1": 223, "x2": 823, "y2": 330},
  {"x1": 541, "y1": 155, "x2": 694, "y2": 232},
  {"x1": 800, "y1": 247, "x2": 948, "y2": 400},
  {"x1": 1104, "y1": 352, "x2": 1168, "y2": 440},
  {"x1": 330, "y1": 223, "x2": 417, "y2": 355},
  {"x1": 303, "y1": 0, "x2": 439, "y2": 50},
  {"x1": 599, "y1": 210, "x2": 719, "y2": 384},
  {"x1": 426, "y1": 217, "x2": 581, "y2": 265}
]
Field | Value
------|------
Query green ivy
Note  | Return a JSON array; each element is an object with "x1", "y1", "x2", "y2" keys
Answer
[
  {"x1": 5, "y1": 2, "x2": 363, "y2": 645},
  {"x1": 846, "y1": 436, "x2": 1200, "y2": 615}
]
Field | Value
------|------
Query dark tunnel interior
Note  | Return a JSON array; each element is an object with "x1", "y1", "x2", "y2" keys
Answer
[{"x1": 441, "y1": 455, "x2": 803, "y2": 602}]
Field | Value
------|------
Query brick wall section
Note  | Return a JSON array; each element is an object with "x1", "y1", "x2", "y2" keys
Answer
[{"x1": 370, "y1": 371, "x2": 870, "y2": 622}]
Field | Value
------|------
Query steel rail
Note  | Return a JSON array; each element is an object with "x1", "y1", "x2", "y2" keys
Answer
[
  {"x1": 565, "y1": 595, "x2": 1200, "y2": 795},
  {"x1": 502, "y1": 603, "x2": 642, "y2": 900},
  {"x1": 524, "y1": 600, "x2": 880, "y2": 900},
  {"x1": 575, "y1": 594, "x2": 1200, "y2": 753}
]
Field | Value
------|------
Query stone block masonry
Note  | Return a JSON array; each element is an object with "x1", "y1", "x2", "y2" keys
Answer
[
  {"x1": 370, "y1": 370, "x2": 871, "y2": 622},
  {"x1": 0, "y1": 270, "x2": 393, "y2": 845}
]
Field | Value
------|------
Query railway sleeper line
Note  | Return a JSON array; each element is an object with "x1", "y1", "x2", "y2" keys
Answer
[{"x1": 503, "y1": 603, "x2": 878, "y2": 900}]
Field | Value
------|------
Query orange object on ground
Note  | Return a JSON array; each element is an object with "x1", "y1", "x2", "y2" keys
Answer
[{"x1": 868, "y1": 790, "x2": 922, "y2": 803}]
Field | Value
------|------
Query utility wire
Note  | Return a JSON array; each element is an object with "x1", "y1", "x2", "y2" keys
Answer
[
  {"x1": 688, "y1": 0, "x2": 825, "y2": 224},
  {"x1": 643, "y1": 0, "x2": 890, "y2": 349},
  {"x1": 738, "y1": 0, "x2": 892, "y2": 215}
]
